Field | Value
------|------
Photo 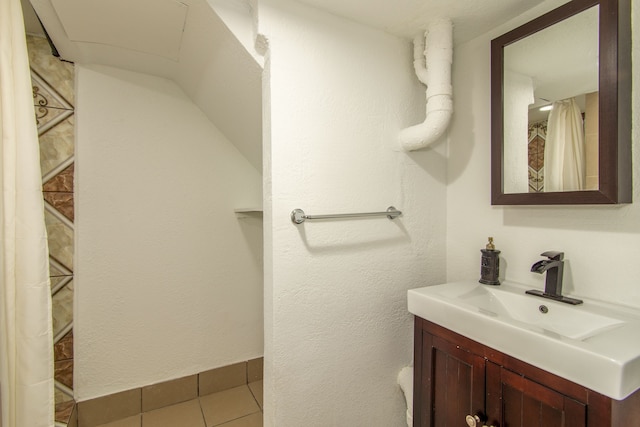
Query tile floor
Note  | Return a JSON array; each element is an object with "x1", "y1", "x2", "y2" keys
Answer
[{"x1": 95, "y1": 381, "x2": 263, "y2": 427}]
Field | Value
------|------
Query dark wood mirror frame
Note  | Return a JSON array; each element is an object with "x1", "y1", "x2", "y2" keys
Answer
[{"x1": 491, "y1": 0, "x2": 631, "y2": 205}]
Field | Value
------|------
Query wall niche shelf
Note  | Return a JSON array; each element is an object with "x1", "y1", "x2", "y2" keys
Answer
[{"x1": 234, "y1": 208, "x2": 263, "y2": 218}]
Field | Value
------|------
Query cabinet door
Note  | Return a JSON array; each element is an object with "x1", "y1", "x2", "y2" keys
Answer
[
  {"x1": 486, "y1": 362, "x2": 587, "y2": 427},
  {"x1": 416, "y1": 331, "x2": 486, "y2": 427}
]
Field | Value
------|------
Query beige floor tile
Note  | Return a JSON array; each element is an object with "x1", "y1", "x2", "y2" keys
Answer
[
  {"x1": 142, "y1": 399, "x2": 205, "y2": 427},
  {"x1": 142, "y1": 375, "x2": 198, "y2": 412},
  {"x1": 78, "y1": 388, "x2": 141, "y2": 427},
  {"x1": 199, "y1": 386, "x2": 260, "y2": 427},
  {"x1": 247, "y1": 381, "x2": 263, "y2": 410},
  {"x1": 96, "y1": 414, "x2": 141, "y2": 427},
  {"x1": 199, "y1": 362, "x2": 247, "y2": 396},
  {"x1": 216, "y1": 413, "x2": 262, "y2": 427},
  {"x1": 247, "y1": 358, "x2": 263, "y2": 383}
]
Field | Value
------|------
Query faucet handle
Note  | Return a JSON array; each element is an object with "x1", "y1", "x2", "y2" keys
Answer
[{"x1": 540, "y1": 251, "x2": 564, "y2": 261}]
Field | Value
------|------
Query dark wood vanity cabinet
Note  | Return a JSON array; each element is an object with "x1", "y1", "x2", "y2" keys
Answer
[
  {"x1": 485, "y1": 362, "x2": 586, "y2": 427},
  {"x1": 413, "y1": 317, "x2": 640, "y2": 427},
  {"x1": 414, "y1": 329, "x2": 486, "y2": 425}
]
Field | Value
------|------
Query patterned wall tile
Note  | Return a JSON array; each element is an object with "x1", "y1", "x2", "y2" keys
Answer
[
  {"x1": 55, "y1": 388, "x2": 74, "y2": 405},
  {"x1": 50, "y1": 274, "x2": 72, "y2": 294},
  {"x1": 39, "y1": 117, "x2": 74, "y2": 177},
  {"x1": 55, "y1": 330, "x2": 74, "y2": 361},
  {"x1": 52, "y1": 281, "x2": 73, "y2": 338},
  {"x1": 528, "y1": 121, "x2": 547, "y2": 192},
  {"x1": 44, "y1": 163, "x2": 74, "y2": 192},
  {"x1": 49, "y1": 262, "x2": 67, "y2": 277},
  {"x1": 49, "y1": 259, "x2": 73, "y2": 293},
  {"x1": 26, "y1": 36, "x2": 74, "y2": 105},
  {"x1": 32, "y1": 69, "x2": 73, "y2": 111},
  {"x1": 44, "y1": 209, "x2": 74, "y2": 271},
  {"x1": 43, "y1": 192, "x2": 74, "y2": 222},
  {"x1": 43, "y1": 164, "x2": 74, "y2": 221},
  {"x1": 32, "y1": 70, "x2": 73, "y2": 138},
  {"x1": 50, "y1": 275, "x2": 66, "y2": 289},
  {"x1": 55, "y1": 359, "x2": 74, "y2": 389},
  {"x1": 55, "y1": 400, "x2": 75, "y2": 424},
  {"x1": 528, "y1": 136, "x2": 545, "y2": 170},
  {"x1": 49, "y1": 257, "x2": 72, "y2": 278},
  {"x1": 28, "y1": 34, "x2": 76, "y2": 426},
  {"x1": 35, "y1": 104, "x2": 74, "y2": 136}
]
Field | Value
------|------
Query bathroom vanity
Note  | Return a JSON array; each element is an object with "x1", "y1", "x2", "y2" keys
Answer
[
  {"x1": 408, "y1": 281, "x2": 640, "y2": 427},
  {"x1": 413, "y1": 317, "x2": 640, "y2": 427}
]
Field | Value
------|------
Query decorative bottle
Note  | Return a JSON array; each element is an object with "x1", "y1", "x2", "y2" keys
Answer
[{"x1": 479, "y1": 237, "x2": 500, "y2": 285}]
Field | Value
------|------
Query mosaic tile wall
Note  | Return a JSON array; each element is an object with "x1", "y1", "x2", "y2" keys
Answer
[
  {"x1": 528, "y1": 121, "x2": 546, "y2": 193},
  {"x1": 26, "y1": 35, "x2": 76, "y2": 426}
]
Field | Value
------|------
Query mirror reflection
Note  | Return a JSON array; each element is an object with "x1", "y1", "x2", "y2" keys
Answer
[{"x1": 502, "y1": 6, "x2": 599, "y2": 194}]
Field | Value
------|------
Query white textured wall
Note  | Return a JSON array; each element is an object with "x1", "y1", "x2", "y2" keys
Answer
[
  {"x1": 74, "y1": 65, "x2": 263, "y2": 400},
  {"x1": 447, "y1": 1, "x2": 640, "y2": 308},
  {"x1": 257, "y1": 1, "x2": 447, "y2": 426},
  {"x1": 503, "y1": 70, "x2": 533, "y2": 194}
]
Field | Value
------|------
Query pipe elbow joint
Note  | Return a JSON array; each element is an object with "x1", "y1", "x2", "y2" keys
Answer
[{"x1": 399, "y1": 110, "x2": 452, "y2": 151}]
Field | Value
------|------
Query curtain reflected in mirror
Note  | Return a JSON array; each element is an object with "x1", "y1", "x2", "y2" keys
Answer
[{"x1": 527, "y1": 94, "x2": 599, "y2": 193}]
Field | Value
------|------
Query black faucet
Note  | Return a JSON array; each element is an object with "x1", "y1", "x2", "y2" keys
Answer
[{"x1": 526, "y1": 251, "x2": 583, "y2": 305}]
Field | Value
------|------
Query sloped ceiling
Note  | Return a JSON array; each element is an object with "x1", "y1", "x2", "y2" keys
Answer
[
  {"x1": 23, "y1": 0, "x2": 564, "y2": 173},
  {"x1": 21, "y1": 0, "x2": 44, "y2": 36},
  {"x1": 27, "y1": 0, "x2": 263, "y2": 172},
  {"x1": 50, "y1": 0, "x2": 188, "y2": 61}
]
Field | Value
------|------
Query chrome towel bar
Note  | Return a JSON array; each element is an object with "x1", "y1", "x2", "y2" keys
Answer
[{"x1": 290, "y1": 206, "x2": 402, "y2": 224}]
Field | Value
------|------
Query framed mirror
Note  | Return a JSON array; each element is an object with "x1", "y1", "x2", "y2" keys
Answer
[{"x1": 491, "y1": 0, "x2": 631, "y2": 205}]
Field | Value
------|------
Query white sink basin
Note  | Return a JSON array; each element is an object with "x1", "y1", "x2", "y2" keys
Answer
[{"x1": 408, "y1": 280, "x2": 640, "y2": 400}]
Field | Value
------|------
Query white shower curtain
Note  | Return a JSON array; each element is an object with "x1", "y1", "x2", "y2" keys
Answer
[
  {"x1": 0, "y1": 0, "x2": 55, "y2": 426},
  {"x1": 544, "y1": 98, "x2": 585, "y2": 192}
]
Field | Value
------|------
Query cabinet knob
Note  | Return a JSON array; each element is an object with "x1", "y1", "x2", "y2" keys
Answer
[
  {"x1": 465, "y1": 415, "x2": 481, "y2": 427},
  {"x1": 466, "y1": 414, "x2": 496, "y2": 427}
]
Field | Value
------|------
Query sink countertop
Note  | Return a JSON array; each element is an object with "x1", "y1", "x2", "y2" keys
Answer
[{"x1": 408, "y1": 280, "x2": 640, "y2": 400}]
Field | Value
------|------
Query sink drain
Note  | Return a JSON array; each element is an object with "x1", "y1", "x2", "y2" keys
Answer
[{"x1": 539, "y1": 305, "x2": 549, "y2": 314}]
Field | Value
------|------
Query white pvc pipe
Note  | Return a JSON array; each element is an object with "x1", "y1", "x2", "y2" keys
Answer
[
  {"x1": 399, "y1": 20, "x2": 453, "y2": 151},
  {"x1": 397, "y1": 366, "x2": 414, "y2": 427},
  {"x1": 412, "y1": 35, "x2": 429, "y2": 86}
]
